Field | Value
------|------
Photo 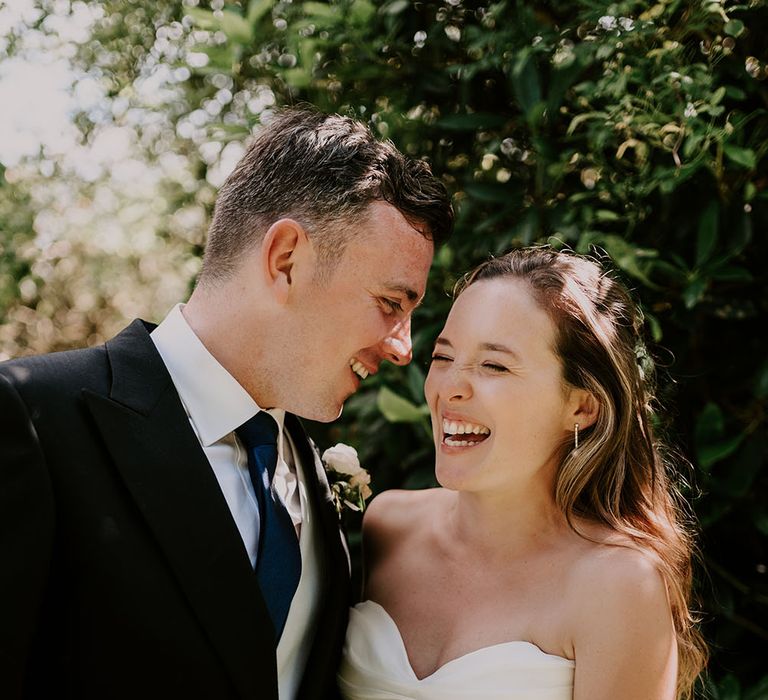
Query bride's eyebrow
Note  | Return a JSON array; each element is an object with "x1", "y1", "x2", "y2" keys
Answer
[
  {"x1": 480, "y1": 342, "x2": 523, "y2": 363},
  {"x1": 435, "y1": 338, "x2": 522, "y2": 362},
  {"x1": 480, "y1": 342, "x2": 518, "y2": 356}
]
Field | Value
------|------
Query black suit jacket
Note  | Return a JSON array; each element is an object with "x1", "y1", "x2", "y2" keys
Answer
[{"x1": 0, "y1": 320, "x2": 351, "y2": 699}]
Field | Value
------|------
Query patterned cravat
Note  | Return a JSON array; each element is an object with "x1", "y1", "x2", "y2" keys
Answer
[{"x1": 236, "y1": 411, "x2": 302, "y2": 640}]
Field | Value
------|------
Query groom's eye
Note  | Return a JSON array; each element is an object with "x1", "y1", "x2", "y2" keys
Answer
[
  {"x1": 381, "y1": 298, "x2": 404, "y2": 314},
  {"x1": 431, "y1": 354, "x2": 452, "y2": 362}
]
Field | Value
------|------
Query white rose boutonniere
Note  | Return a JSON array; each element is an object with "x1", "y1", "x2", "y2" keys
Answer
[{"x1": 321, "y1": 443, "x2": 373, "y2": 514}]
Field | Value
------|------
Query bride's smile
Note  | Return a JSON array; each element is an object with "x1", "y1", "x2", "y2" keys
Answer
[
  {"x1": 424, "y1": 276, "x2": 592, "y2": 494},
  {"x1": 440, "y1": 414, "x2": 491, "y2": 448}
]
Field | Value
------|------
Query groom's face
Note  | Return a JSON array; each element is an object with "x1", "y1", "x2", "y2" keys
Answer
[{"x1": 282, "y1": 201, "x2": 434, "y2": 422}]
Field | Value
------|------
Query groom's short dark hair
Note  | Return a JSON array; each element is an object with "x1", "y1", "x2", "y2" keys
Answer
[{"x1": 199, "y1": 106, "x2": 453, "y2": 285}]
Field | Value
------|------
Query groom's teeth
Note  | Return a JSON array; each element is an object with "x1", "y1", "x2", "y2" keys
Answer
[{"x1": 349, "y1": 358, "x2": 369, "y2": 380}]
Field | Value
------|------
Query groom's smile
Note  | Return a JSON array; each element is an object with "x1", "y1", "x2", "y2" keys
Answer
[
  {"x1": 349, "y1": 357, "x2": 373, "y2": 381},
  {"x1": 269, "y1": 201, "x2": 435, "y2": 423}
]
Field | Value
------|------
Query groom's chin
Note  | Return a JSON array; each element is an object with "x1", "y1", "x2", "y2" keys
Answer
[
  {"x1": 324, "y1": 401, "x2": 345, "y2": 423},
  {"x1": 294, "y1": 398, "x2": 345, "y2": 423}
]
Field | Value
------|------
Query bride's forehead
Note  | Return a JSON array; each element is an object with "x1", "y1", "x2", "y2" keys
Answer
[
  {"x1": 441, "y1": 282, "x2": 558, "y2": 353},
  {"x1": 455, "y1": 276, "x2": 538, "y2": 305},
  {"x1": 449, "y1": 280, "x2": 550, "y2": 326}
]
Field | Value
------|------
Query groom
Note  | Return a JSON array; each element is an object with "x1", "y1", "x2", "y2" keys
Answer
[{"x1": 0, "y1": 107, "x2": 452, "y2": 699}]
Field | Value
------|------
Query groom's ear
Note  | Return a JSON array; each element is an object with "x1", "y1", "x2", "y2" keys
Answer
[{"x1": 261, "y1": 218, "x2": 312, "y2": 304}]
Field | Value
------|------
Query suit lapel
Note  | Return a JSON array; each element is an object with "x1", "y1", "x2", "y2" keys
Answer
[
  {"x1": 83, "y1": 320, "x2": 277, "y2": 699},
  {"x1": 285, "y1": 415, "x2": 352, "y2": 699}
]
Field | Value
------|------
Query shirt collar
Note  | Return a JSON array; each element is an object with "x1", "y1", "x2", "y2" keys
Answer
[{"x1": 150, "y1": 303, "x2": 285, "y2": 446}]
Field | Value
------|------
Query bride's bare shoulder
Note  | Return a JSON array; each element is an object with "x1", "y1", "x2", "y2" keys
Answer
[
  {"x1": 362, "y1": 488, "x2": 447, "y2": 553},
  {"x1": 364, "y1": 487, "x2": 446, "y2": 533},
  {"x1": 563, "y1": 521, "x2": 674, "y2": 655},
  {"x1": 362, "y1": 488, "x2": 449, "y2": 597},
  {"x1": 565, "y1": 519, "x2": 666, "y2": 593}
]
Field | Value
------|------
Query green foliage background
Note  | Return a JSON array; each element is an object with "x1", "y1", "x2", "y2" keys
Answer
[{"x1": 1, "y1": 0, "x2": 767, "y2": 696}]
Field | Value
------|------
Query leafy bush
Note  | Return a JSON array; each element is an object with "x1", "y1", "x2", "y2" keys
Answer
[
  {"x1": 2, "y1": 0, "x2": 766, "y2": 694},
  {"x1": 175, "y1": 1, "x2": 768, "y2": 692}
]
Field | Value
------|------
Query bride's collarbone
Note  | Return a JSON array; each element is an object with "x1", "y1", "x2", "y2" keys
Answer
[
  {"x1": 376, "y1": 545, "x2": 569, "y2": 622},
  {"x1": 388, "y1": 592, "x2": 570, "y2": 665},
  {"x1": 368, "y1": 531, "x2": 582, "y2": 665},
  {"x1": 380, "y1": 565, "x2": 575, "y2": 665}
]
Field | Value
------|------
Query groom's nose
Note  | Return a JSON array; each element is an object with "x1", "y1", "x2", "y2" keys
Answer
[{"x1": 381, "y1": 317, "x2": 412, "y2": 366}]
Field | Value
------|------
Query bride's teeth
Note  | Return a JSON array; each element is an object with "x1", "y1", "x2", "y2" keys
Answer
[{"x1": 442, "y1": 418, "x2": 491, "y2": 436}]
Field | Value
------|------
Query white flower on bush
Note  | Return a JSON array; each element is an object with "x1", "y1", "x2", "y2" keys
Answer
[
  {"x1": 619, "y1": 17, "x2": 635, "y2": 31},
  {"x1": 598, "y1": 15, "x2": 634, "y2": 33}
]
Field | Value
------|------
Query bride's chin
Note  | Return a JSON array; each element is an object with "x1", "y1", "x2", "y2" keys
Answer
[{"x1": 434, "y1": 464, "x2": 473, "y2": 491}]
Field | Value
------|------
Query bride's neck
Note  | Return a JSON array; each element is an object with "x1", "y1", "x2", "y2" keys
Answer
[{"x1": 447, "y1": 485, "x2": 568, "y2": 560}]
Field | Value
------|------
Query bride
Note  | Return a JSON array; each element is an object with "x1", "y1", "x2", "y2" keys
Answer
[{"x1": 338, "y1": 247, "x2": 706, "y2": 699}]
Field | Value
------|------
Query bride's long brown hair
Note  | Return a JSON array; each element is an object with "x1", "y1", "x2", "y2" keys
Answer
[{"x1": 456, "y1": 246, "x2": 707, "y2": 699}]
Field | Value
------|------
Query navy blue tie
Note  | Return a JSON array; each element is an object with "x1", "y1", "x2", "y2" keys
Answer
[{"x1": 236, "y1": 412, "x2": 302, "y2": 640}]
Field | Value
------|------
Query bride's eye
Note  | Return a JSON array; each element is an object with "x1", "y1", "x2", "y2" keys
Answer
[
  {"x1": 483, "y1": 363, "x2": 508, "y2": 373},
  {"x1": 431, "y1": 354, "x2": 452, "y2": 362}
]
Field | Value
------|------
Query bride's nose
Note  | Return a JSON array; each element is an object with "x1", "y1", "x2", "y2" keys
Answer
[{"x1": 442, "y1": 366, "x2": 473, "y2": 402}]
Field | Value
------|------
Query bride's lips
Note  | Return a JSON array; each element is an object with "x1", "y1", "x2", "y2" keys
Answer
[{"x1": 439, "y1": 413, "x2": 492, "y2": 452}]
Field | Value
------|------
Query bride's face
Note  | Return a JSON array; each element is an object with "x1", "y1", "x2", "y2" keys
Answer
[{"x1": 424, "y1": 277, "x2": 579, "y2": 494}]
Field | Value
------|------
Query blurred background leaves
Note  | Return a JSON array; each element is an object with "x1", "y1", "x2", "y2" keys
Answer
[{"x1": 1, "y1": 0, "x2": 766, "y2": 695}]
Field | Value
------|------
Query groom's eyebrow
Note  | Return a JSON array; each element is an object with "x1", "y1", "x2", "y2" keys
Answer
[{"x1": 384, "y1": 283, "x2": 422, "y2": 306}]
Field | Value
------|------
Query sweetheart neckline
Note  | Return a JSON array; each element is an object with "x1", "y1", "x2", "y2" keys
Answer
[{"x1": 354, "y1": 600, "x2": 575, "y2": 683}]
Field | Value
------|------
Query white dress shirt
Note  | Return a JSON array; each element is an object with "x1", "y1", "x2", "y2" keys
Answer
[{"x1": 150, "y1": 303, "x2": 322, "y2": 700}]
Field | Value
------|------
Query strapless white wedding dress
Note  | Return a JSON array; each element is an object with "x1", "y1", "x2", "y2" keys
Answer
[
  {"x1": 339, "y1": 600, "x2": 575, "y2": 700},
  {"x1": 338, "y1": 601, "x2": 574, "y2": 700}
]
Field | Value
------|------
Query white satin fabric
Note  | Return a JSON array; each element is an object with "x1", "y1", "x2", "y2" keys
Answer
[{"x1": 338, "y1": 601, "x2": 575, "y2": 700}]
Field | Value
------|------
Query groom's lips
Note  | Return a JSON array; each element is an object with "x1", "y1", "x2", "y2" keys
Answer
[
  {"x1": 350, "y1": 357, "x2": 375, "y2": 380},
  {"x1": 349, "y1": 358, "x2": 377, "y2": 389},
  {"x1": 348, "y1": 363, "x2": 372, "y2": 390}
]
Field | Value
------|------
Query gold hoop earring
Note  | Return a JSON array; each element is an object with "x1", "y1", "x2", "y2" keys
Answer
[{"x1": 574, "y1": 423, "x2": 580, "y2": 450}]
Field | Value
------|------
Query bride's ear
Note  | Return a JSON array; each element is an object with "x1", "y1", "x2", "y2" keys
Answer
[{"x1": 568, "y1": 388, "x2": 600, "y2": 431}]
